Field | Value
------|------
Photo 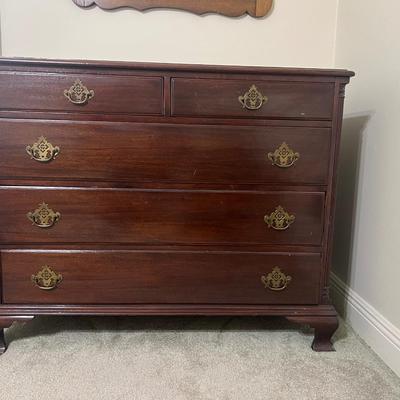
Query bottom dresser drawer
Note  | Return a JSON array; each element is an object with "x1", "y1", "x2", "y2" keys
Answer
[{"x1": 1, "y1": 250, "x2": 321, "y2": 305}]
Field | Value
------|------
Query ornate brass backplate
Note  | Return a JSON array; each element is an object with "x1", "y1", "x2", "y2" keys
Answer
[
  {"x1": 261, "y1": 267, "x2": 291, "y2": 291},
  {"x1": 27, "y1": 202, "x2": 61, "y2": 228},
  {"x1": 238, "y1": 85, "x2": 268, "y2": 110},
  {"x1": 26, "y1": 136, "x2": 60, "y2": 163},
  {"x1": 267, "y1": 142, "x2": 300, "y2": 168},
  {"x1": 72, "y1": 0, "x2": 274, "y2": 18},
  {"x1": 32, "y1": 266, "x2": 63, "y2": 290},
  {"x1": 264, "y1": 206, "x2": 295, "y2": 230},
  {"x1": 64, "y1": 79, "x2": 94, "y2": 105}
]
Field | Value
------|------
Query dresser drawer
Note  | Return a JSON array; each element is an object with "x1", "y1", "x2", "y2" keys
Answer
[
  {"x1": 1, "y1": 250, "x2": 321, "y2": 304},
  {"x1": 0, "y1": 120, "x2": 331, "y2": 184},
  {"x1": 0, "y1": 72, "x2": 163, "y2": 116},
  {"x1": 172, "y1": 78, "x2": 334, "y2": 119},
  {"x1": 0, "y1": 188, "x2": 324, "y2": 246}
]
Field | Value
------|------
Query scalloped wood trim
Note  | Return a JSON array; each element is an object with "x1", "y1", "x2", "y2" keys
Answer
[{"x1": 72, "y1": 0, "x2": 273, "y2": 18}]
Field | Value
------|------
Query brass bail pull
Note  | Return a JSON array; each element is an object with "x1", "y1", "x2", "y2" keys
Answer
[
  {"x1": 261, "y1": 267, "x2": 292, "y2": 291},
  {"x1": 267, "y1": 142, "x2": 300, "y2": 168},
  {"x1": 64, "y1": 79, "x2": 94, "y2": 105},
  {"x1": 27, "y1": 202, "x2": 61, "y2": 228},
  {"x1": 238, "y1": 85, "x2": 268, "y2": 110},
  {"x1": 26, "y1": 136, "x2": 60, "y2": 163},
  {"x1": 32, "y1": 266, "x2": 63, "y2": 290},
  {"x1": 264, "y1": 206, "x2": 295, "y2": 231}
]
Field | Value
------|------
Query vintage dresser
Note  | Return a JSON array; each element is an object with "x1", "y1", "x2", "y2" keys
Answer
[{"x1": 0, "y1": 58, "x2": 353, "y2": 353}]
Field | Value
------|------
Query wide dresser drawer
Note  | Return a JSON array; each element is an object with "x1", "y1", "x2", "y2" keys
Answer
[
  {"x1": 1, "y1": 250, "x2": 321, "y2": 304},
  {"x1": 0, "y1": 72, "x2": 163, "y2": 116},
  {"x1": 0, "y1": 120, "x2": 331, "y2": 185},
  {"x1": 0, "y1": 188, "x2": 325, "y2": 246},
  {"x1": 172, "y1": 78, "x2": 334, "y2": 119}
]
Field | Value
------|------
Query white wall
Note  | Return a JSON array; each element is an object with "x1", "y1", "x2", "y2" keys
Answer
[
  {"x1": 0, "y1": 0, "x2": 338, "y2": 67},
  {"x1": 333, "y1": 0, "x2": 400, "y2": 376}
]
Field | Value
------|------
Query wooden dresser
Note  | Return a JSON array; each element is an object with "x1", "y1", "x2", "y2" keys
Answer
[{"x1": 0, "y1": 58, "x2": 353, "y2": 353}]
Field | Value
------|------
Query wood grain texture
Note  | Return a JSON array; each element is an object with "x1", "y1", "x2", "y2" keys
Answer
[
  {"x1": 0, "y1": 187, "x2": 325, "y2": 246},
  {"x1": 0, "y1": 120, "x2": 332, "y2": 185},
  {"x1": 0, "y1": 72, "x2": 163, "y2": 116},
  {"x1": 172, "y1": 78, "x2": 334, "y2": 120},
  {"x1": 0, "y1": 58, "x2": 355, "y2": 78},
  {"x1": 2, "y1": 250, "x2": 321, "y2": 305},
  {"x1": 0, "y1": 304, "x2": 338, "y2": 317},
  {"x1": 0, "y1": 57, "x2": 354, "y2": 353},
  {"x1": 72, "y1": 0, "x2": 274, "y2": 18}
]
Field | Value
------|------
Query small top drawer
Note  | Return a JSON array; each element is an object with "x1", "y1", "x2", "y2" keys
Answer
[
  {"x1": 0, "y1": 72, "x2": 163, "y2": 116},
  {"x1": 171, "y1": 78, "x2": 334, "y2": 120}
]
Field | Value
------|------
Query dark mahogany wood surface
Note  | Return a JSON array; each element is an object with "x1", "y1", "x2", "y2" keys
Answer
[
  {"x1": 2, "y1": 250, "x2": 321, "y2": 305},
  {"x1": 172, "y1": 78, "x2": 334, "y2": 119},
  {"x1": 0, "y1": 304, "x2": 337, "y2": 318},
  {"x1": 0, "y1": 187, "x2": 324, "y2": 246},
  {"x1": 0, "y1": 72, "x2": 163, "y2": 116},
  {"x1": 0, "y1": 57, "x2": 355, "y2": 78},
  {"x1": 0, "y1": 57, "x2": 354, "y2": 352},
  {"x1": 0, "y1": 120, "x2": 331, "y2": 185}
]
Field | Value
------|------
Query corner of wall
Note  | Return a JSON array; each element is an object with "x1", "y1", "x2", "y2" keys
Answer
[{"x1": 330, "y1": 273, "x2": 400, "y2": 377}]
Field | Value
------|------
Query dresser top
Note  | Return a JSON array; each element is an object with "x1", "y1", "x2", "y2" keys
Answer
[{"x1": 0, "y1": 57, "x2": 355, "y2": 78}]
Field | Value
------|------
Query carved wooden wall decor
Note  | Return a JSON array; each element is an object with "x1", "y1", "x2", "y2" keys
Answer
[{"x1": 72, "y1": 0, "x2": 274, "y2": 18}]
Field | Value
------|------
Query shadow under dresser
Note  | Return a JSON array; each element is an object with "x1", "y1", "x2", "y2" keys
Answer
[{"x1": 0, "y1": 58, "x2": 354, "y2": 353}]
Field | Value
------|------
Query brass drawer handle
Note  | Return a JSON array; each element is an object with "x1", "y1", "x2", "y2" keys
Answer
[
  {"x1": 32, "y1": 266, "x2": 62, "y2": 290},
  {"x1": 27, "y1": 202, "x2": 61, "y2": 228},
  {"x1": 261, "y1": 267, "x2": 291, "y2": 291},
  {"x1": 26, "y1": 136, "x2": 60, "y2": 163},
  {"x1": 267, "y1": 142, "x2": 299, "y2": 168},
  {"x1": 264, "y1": 205, "x2": 295, "y2": 230},
  {"x1": 64, "y1": 79, "x2": 94, "y2": 105},
  {"x1": 238, "y1": 85, "x2": 268, "y2": 110}
]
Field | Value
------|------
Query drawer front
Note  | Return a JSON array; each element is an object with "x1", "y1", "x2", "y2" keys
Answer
[
  {"x1": 172, "y1": 78, "x2": 334, "y2": 119},
  {"x1": 0, "y1": 188, "x2": 324, "y2": 246},
  {"x1": 0, "y1": 120, "x2": 331, "y2": 184},
  {"x1": 0, "y1": 72, "x2": 163, "y2": 116},
  {"x1": 1, "y1": 251, "x2": 321, "y2": 304}
]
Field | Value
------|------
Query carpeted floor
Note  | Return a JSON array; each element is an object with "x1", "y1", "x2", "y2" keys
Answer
[{"x1": 0, "y1": 316, "x2": 399, "y2": 400}]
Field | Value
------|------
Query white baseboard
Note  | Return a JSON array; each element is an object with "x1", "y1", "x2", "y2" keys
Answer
[{"x1": 330, "y1": 273, "x2": 400, "y2": 377}]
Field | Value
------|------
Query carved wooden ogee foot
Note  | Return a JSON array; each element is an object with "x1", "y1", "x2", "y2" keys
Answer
[
  {"x1": 0, "y1": 316, "x2": 34, "y2": 355},
  {"x1": 286, "y1": 315, "x2": 339, "y2": 352}
]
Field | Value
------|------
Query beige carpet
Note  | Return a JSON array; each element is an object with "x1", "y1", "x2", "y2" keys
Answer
[{"x1": 0, "y1": 316, "x2": 399, "y2": 400}]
